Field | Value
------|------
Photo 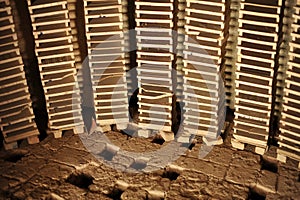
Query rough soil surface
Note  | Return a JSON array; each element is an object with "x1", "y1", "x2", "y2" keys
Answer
[{"x1": 0, "y1": 131, "x2": 299, "y2": 200}]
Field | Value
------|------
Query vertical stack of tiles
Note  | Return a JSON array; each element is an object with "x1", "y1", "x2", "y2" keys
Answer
[
  {"x1": 28, "y1": 0, "x2": 83, "y2": 137},
  {"x1": 84, "y1": 0, "x2": 129, "y2": 131},
  {"x1": 275, "y1": 0, "x2": 294, "y2": 119},
  {"x1": 135, "y1": 0, "x2": 174, "y2": 138},
  {"x1": 278, "y1": 0, "x2": 300, "y2": 168},
  {"x1": 66, "y1": 0, "x2": 81, "y2": 70},
  {"x1": 222, "y1": 0, "x2": 240, "y2": 109},
  {"x1": 232, "y1": 0, "x2": 282, "y2": 154},
  {"x1": 66, "y1": 0, "x2": 85, "y2": 101},
  {"x1": 182, "y1": 0, "x2": 227, "y2": 142},
  {"x1": 0, "y1": 0, "x2": 39, "y2": 149}
]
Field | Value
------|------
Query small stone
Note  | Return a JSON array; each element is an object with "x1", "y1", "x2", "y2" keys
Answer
[
  {"x1": 147, "y1": 190, "x2": 165, "y2": 200},
  {"x1": 89, "y1": 184, "x2": 100, "y2": 192},
  {"x1": 115, "y1": 180, "x2": 130, "y2": 191},
  {"x1": 166, "y1": 164, "x2": 185, "y2": 174},
  {"x1": 49, "y1": 193, "x2": 65, "y2": 200},
  {"x1": 121, "y1": 189, "x2": 147, "y2": 200}
]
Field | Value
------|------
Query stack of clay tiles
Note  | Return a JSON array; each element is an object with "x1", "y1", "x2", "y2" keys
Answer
[
  {"x1": 232, "y1": 0, "x2": 282, "y2": 154},
  {"x1": 27, "y1": 0, "x2": 82, "y2": 137},
  {"x1": 182, "y1": 0, "x2": 227, "y2": 142},
  {"x1": 0, "y1": 0, "x2": 39, "y2": 149},
  {"x1": 222, "y1": 0, "x2": 239, "y2": 109},
  {"x1": 176, "y1": 0, "x2": 185, "y2": 103},
  {"x1": 84, "y1": 0, "x2": 129, "y2": 131},
  {"x1": 65, "y1": 0, "x2": 84, "y2": 93},
  {"x1": 277, "y1": 0, "x2": 300, "y2": 168},
  {"x1": 135, "y1": 0, "x2": 174, "y2": 138}
]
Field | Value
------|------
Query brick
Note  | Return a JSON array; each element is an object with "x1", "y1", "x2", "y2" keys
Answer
[
  {"x1": 180, "y1": 157, "x2": 228, "y2": 179},
  {"x1": 231, "y1": 150, "x2": 261, "y2": 170},
  {"x1": 63, "y1": 134, "x2": 87, "y2": 151},
  {"x1": 25, "y1": 144, "x2": 56, "y2": 159},
  {"x1": 202, "y1": 146, "x2": 235, "y2": 166},
  {"x1": 225, "y1": 165, "x2": 259, "y2": 186},
  {"x1": 278, "y1": 165, "x2": 300, "y2": 181},
  {"x1": 205, "y1": 178, "x2": 249, "y2": 200},
  {"x1": 181, "y1": 170, "x2": 209, "y2": 183},
  {"x1": 277, "y1": 175, "x2": 300, "y2": 196},
  {"x1": 38, "y1": 163, "x2": 75, "y2": 179},
  {"x1": 257, "y1": 170, "x2": 278, "y2": 193},
  {"x1": 49, "y1": 146, "x2": 90, "y2": 168},
  {"x1": 266, "y1": 192, "x2": 300, "y2": 200},
  {"x1": 3, "y1": 156, "x2": 47, "y2": 183},
  {"x1": 39, "y1": 134, "x2": 65, "y2": 151}
]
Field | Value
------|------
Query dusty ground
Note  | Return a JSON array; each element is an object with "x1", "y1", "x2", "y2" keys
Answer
[{"x1": 0, "y1": 131, "x2": 299, "y2": 200}]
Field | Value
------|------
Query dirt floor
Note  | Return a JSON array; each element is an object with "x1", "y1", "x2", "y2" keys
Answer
[{"x1": 0, "y1": 131, "x2": 299, "y2": 200}]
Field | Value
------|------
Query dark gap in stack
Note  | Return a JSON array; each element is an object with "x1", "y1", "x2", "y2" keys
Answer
[
  {"x1": 172, "y1": 101, "x2": 183, "y2": 136},
  {"x1": 76, "y1": 0, "x2": 95, "y2": 132},
  {"x1": 127, "y1": 0, "x2": 138, "y2": 123},
  {"x1": 129, "y1": 89, "x2": 139, "y2": 123},
  {"x1": 75, "y1": 0, "x2": 88, "y2": 62},
  {"x1": 171, "y1": 0, "x2": 180, "y2": 136},
  {"x1": 221, "y1": 0, "x2": 234, "y2": 142}
]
